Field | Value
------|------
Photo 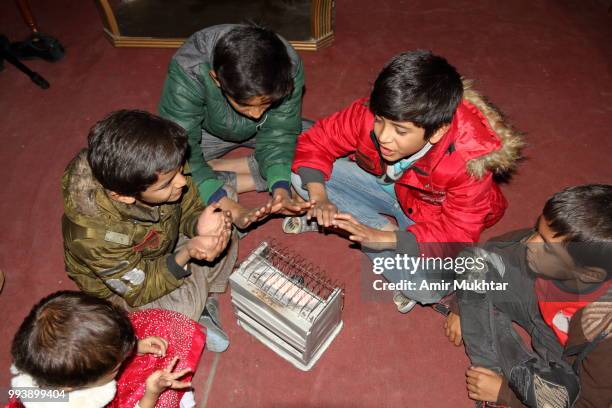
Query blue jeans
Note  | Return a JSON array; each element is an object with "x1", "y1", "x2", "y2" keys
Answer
[
  {"x1": 292, "y1": 158, "x2": 412, "y2": 230},
  {"x1": 291, "y1": 159, "x2": 449, "y2": 304}
]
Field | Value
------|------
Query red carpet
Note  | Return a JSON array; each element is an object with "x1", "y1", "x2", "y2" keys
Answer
[{"x1": 0, "y1": 0, "x2": 610, "y2": 406}]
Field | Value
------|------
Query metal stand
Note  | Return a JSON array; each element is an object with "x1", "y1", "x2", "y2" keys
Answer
[
  {"x1": 0, "y1": 35, "x2": 50, "y2": 89},
  {"x1": 0, "y1": 0, "x2": 65, "y2": 89}
]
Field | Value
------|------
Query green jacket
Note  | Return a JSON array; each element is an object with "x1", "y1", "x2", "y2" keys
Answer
[
  {"x1": 61, "y1": 151, "x2": 205, "y2": 307},
  {"x1": 158, "y1": 24, "x2": 304, "y2": 204}
]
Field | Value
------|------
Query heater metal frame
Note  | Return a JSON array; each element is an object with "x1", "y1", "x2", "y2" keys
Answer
[{"x1": 230, "y1": 241, "x2": 344, "y2": 371}]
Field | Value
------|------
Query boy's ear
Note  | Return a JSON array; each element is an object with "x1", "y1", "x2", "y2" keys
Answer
[
  {"x1": 429, "y1": 124, "x2": 451, "y2": 144},
  {"x1": 209, "y1": 70, "x2": 221, "y2": 87},
  {"x1": 107, "y1": 191, "x2": 136, "y2": 205},
  {"x1": 576, "y1": 266, "x2": 607, "y2": 284}
]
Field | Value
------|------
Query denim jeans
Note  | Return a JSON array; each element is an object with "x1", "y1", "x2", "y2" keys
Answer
[{"x1": 291, "y1": 158, "x2": 450, "y2": 304}]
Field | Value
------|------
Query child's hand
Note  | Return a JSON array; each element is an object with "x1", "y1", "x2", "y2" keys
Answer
[
  {"x1": 137, "y1": 336, "x2": 168, "y2": 357},
  {"x1": 233, "y1": 203, "x2": 272, "y2": 229},
  {"x1": 444, "y1": 312, "x2": 463, "y2": 346},
  {"x1": 187, "y1": 234, "x2": 228, "y2": 261},
  {"x1": 140, "y1": 357, "x2": 192, "y2": 408},
  {"x1": 197, "y1": 203, "x2": 232, "y2": 237},
  {"x1": 307, "y1": 199, "x2": 338, "y2": 227},
  {"x1": 331, "y1": 213, "x2": 396, "y2": 250},
  {"x1": 465, "y1": 366, "x2": 503, "y2": 402},
  {"x1": 269, "y1": 189, "x2": 313, "y2": 215}
]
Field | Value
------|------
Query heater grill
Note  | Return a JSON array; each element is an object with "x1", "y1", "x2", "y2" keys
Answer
[{"x1": 230, "y1": 241, "x2": 344, "y2": 371}]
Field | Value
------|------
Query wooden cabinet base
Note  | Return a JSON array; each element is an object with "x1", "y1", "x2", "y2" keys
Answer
[{"x1": 94, "y1": 0, "x2": 335, "y2": 51}]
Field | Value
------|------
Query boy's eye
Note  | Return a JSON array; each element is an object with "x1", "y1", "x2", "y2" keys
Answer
[
  {"x1": 395, "y1": 127, "x2": 408, "y2": 135},
  {"x1": 374, "y1": 116, "x2": 382, "y2": 123}
]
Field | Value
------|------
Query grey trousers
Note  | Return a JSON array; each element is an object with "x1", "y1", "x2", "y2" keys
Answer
[
  {"x1": 201, "y1": 119, "x2": 315, "y2": 192},
  {"x1": 201, "y1": 129, "x2": 267, "y2": 192},
  {"x1": 110, "y1": 231, "x2": 238, "y2": 321}
]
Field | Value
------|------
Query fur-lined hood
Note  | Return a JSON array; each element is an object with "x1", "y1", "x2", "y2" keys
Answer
[
  {"x1": 61, "y1": 150, "x2": 160, "y2": 226},
  {"x1": 61, "y1": 149, "x2": 102, "y2": 220},
  {"x1": 461, "y1": 80, "x2": 525, "y2": 179}
]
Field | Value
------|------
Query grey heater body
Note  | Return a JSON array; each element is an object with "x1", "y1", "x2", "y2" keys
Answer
[{"x1": 230, "y1": 241, "x2": 344, "y2": 371}]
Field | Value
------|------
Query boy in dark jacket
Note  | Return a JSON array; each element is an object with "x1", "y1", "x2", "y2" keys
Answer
[
  {"x1": 159, "y1": 24, "x2": 310, "y2": 229},
  {"x1": 457, "y1": 184, "x2": 612, "y2": 407},
  {"x1": 286, "y1": 50, "x2": 523, "y2": 311},
  {"x1": 62, "y1": 110, "x2": 236, "y2": 352}
]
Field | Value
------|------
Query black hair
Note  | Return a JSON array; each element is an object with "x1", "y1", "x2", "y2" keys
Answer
[
  {"x1": 370, "y1": 50, "x2": 463, "y2": 140},
  {"x1": 11, "y1": 291, "x2": 137, "y2": 388},
  {"x1": 213, "y1": 25, "x2": 294, "y2": 103},
  {"x1": 543, "y1": 184, "x2": 612, "y2": 275},
  {"x1": 87, "y1": 110, "x2": 187, "y2": 196}
]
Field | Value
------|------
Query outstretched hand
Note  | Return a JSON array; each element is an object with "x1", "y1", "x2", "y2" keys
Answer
[
  {"x1": 197, "y1": 203, "x2": 232, "y2": 236},
  {"x1": 331, "y1": 213, "x2": 396, "y2": 250},
  {"x1": 269, "y1": 189, "x2": 313, "y2": 216},
  {"x1": 306, "y1": 199, "x2": 338, "y2": 227},
  {"x1": 232, "y1": 202, "x2": 272, "y2": 229}
]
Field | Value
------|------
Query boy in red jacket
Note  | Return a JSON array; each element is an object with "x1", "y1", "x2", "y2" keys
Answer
[{"x1": 285, "y1": 50, "x2": 523, "y2": 313}]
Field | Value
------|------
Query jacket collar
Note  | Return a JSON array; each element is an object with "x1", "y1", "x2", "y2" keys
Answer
[
  {"x1": 408, "y1": 121, "x2": 455, "y2": 177},
  {"x1": 396, "y1": 100, "x2": 503, "y2": 179},
  {"x1": 63, "y1": 151, "x2": 162, "y2": 225},
  {"x1": 96, "y1": 190, "x2": 161, "y2": 224}
]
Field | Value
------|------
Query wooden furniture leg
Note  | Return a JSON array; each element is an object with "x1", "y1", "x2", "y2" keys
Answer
[{"x1": 15, "y1": 0, "x2": 39, "y2": 33}]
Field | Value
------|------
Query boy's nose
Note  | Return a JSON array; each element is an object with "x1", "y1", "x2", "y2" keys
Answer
[
  {"x1": 248, "y1": 107, "x2": 265, "y2": 119},
  {"x1": 530, "y1": 233, "x2": 544, "y2": 244},
  {"x1": 174, "y1": 172, "x2": 187, "y2": 188},
  {"x1": 378, "y1": 127, "x2": 394, "y2": 144}
]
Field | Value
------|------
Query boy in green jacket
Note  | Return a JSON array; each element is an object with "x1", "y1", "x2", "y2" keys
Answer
[{"x1": 159, "y1": 24, "x2": 311, "y2": 229}]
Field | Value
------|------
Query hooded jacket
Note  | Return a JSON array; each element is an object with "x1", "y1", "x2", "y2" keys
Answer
[
  {"x1": 61, "y1": 151, "x2": 205, "y2": 307},
  {"x1": 292, "y1": 84, "x2": 524, "y2": 255},
  {"x1": 158, "y1": 24, "x2": 304, "y2": 204}
]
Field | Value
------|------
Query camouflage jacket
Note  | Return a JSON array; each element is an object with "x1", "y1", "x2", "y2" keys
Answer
[{"x1": 61, "y1": 150, "x2": 205, "y2": 306}]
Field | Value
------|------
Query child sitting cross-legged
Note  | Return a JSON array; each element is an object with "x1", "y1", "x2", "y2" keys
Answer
[
  {"x1": 7, "y1": 291, "x2": 205, "y2": 408},
  {"x1": 456, "y1": 184, "x2": 612, "y2": 407},
  {"x1": 62, "y1": 110, "x2": 236, "y2": 352},
  {"x1": 286, "y1": 50, "x2": 523, "y2": 315}
]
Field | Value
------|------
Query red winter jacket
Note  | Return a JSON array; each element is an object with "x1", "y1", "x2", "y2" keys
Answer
[{"x1": 292, "y1": 95, "x2": 522, "y2": 251}]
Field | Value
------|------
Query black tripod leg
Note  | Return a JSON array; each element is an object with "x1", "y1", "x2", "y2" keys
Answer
[{"x1": 1, "y1": 49, "x2": 49, "y2": 89}]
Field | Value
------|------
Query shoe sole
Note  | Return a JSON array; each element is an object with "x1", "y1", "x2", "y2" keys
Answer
[{"x1": 200, "y1": 316, "x2": 230, "y2": 353}]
